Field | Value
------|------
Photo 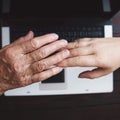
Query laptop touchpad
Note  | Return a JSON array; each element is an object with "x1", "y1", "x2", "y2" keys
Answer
[{"x1": 42, "y1": 71, "x2": 64, "y2": 84}]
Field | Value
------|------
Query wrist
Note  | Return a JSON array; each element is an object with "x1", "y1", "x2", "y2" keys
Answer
[
  {"x1": 0, "y1": 82, "x2": 6, "y2": 95},
  {"x1": 0, "y1": 88, "x2": 4, "y2": 96},
  {"x1": 0, "y1": 60, "x2": 10, "y2": 95}
]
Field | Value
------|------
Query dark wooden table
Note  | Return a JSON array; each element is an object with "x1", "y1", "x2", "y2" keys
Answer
[{"x1": 0, "y1": 11, "x2": 120, "y2": 120}]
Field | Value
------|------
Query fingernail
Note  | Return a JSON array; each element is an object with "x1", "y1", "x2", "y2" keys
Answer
[
  {"x1": 28, "y1": 31, "x2": 34, "y2": 38},
  {"x1": 78, "y1": 74, "x2": 86, "y2": 78},
  {"x1": 60, "y1": 40, "x2": 68, "y2": 46},
  {"x1": 60, "y1": 40, "x2": 68, "y2": 47},
  {"x1": 53, "y1": 67, "x2": 63, "y2": 73},
  {"x1": 47, "y1": 33, "x2": 59, "y2": 39},
  {"x1": 58, "y1": 67, "x2": 64, "y2": 72},
  {"x1": 62, "y1": 50, "x2": 70, "y2": 57}
]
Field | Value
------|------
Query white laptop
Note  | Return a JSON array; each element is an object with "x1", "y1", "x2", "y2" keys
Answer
[
  {"x1": 2, "y1": 25, "x2": 113, "y2": 96},
  {"x1": 1, "y1": 0, "x2": 115, "y2": 96}
]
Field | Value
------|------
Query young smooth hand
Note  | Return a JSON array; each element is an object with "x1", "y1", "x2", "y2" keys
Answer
[{"x1": 58, "y1": 37, "x2": 120, "y2": 79}]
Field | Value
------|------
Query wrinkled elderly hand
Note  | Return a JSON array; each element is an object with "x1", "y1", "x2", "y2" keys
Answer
[
  {"x1": 0, "y1": 31, "x2": 70, "y2": 95},
  {"x1": 58, "y1": 37, "x2": 120, "y2": 79}
]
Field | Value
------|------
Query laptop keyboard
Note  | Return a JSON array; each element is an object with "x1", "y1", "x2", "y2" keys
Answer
[
  {"x1": 11, "y1": 25, "x2": 104, "y2": 42},
  {"x1": 34, "y1": 26, "x2": 104, "y2": 42}
]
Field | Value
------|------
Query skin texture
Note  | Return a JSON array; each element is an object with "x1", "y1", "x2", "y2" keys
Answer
[
  {"x1": 58, "y1": 37, "x2": 120, "y2": 79},
  {"x1": 0, "y1": 31, "x2": 70, "y2": 95}
]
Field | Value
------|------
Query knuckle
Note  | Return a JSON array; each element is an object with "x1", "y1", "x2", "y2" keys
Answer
[
  {"x1": 74, "y1": 40, "x2": 80, "y2": 47},
  {"x1": 13, "y1": 62, "x2": 22, "y2": 73},
  {"x1": 30, "y1": 39, "x2": 38, "y2": 49},
  {"x1": 79, "y1": 38, "x2": 91, "y2": 46},
  {"x1": 36, "y1": 61, "x2": 47, "y2": 72},
  {"x1": 39, "y1": 48, "x2": 46, "y2": 58},
  {"x1": 4, "y1": 47, "x2": 15, "y2": 60},
  {"x1": 28, "y1": 52, "x2": 37, "y2": 62},
  {"x1": 79, "y1": 41, "x2": 87, "y2": 47},
  {"x1": 91, "y1": 43, "x2": 98, "y2": 50}
]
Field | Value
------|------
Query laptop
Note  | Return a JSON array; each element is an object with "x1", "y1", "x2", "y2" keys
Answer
[{"x1": 1, "y1": 0, "x2": 119, "y2": 96}]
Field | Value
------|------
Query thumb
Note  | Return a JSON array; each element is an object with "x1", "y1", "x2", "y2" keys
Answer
[
  {"x1": 12, "y1": 31, "x2": 34, "y2": 45},
  {"x1": 78, "y1": 68, "x2": 110, "y2": 79},
  {"x1": 24, "y1": 31, "x2": 34, "y2": 40}
]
